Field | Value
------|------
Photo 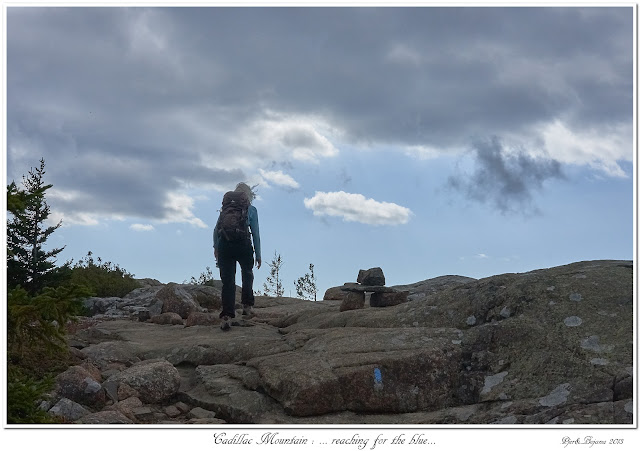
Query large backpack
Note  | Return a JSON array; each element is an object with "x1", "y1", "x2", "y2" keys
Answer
[{"x1": 216, "y1": 191, "x2": 250, "y2": 242}]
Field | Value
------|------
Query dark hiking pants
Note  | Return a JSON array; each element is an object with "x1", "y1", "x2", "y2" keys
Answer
[{"x1": 218, "y1": 237, "x2": 255, "y2": 318}]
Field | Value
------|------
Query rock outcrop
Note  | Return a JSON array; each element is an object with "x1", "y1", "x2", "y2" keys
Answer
[
  {"x1": 392, "y1": 275, "x2": 477, "y2": 301},
  {"x1": 82, "y1": 282, "x2": 242, "y2": 323},
  {"x1": 41, "y1": 260, "x2": 633, "y2": 425}
]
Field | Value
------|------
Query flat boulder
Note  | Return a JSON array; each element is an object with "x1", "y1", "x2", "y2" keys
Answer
[
  {"x1": 80, "y1": 341, "x2": 141, "y2": 369},
  {"x1": 324, "y1": 283, "x2": 360, "y2": 300},
  {"x1": 341, "y1": 285, "x2": 397, "y2": 293}
]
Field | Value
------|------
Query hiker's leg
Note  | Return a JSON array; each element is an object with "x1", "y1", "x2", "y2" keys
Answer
[
  {"x1": 238, "y1": 241, "x2": 255, "y2": 306},
  {"x1": 218, "y1": 242, "x2": 237, "y2": 318}
]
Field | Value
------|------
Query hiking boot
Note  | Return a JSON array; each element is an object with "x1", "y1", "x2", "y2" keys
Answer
[
  {"x1": 242, "y1": 305, "x2": 253, "y2": 316},
  {"x1": 220, "y1": 316, "x2": 231, "y2": 331}
]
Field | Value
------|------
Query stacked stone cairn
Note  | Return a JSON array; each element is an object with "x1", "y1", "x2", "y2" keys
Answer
[{"x1": 339, "y1": 267, "x2": 409, "y2": 312}]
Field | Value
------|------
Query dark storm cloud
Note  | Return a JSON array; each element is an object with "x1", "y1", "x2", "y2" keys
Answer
[
  {"x1": 6, "y1": 6, "x2": 632, "y2": 223},
  {"x1": 447, "y1": 137, "x2": 565, "y2": 215},
  {"x1": 169, "y1": 6, "x2": 631, "y2": 143}
]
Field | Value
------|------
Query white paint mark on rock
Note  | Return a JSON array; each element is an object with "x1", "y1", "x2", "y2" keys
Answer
[
  {"x1": 480, "y1": 371, "x2": 508, "y2": 395},
  {"x1": 564, "y1": 316, "x2": 583, "y2": 327},
  {"x1": 590, "y1": 358, "x2": 609, "y2": 366},
  {"x1": 581, "y1": 335, "x2": 614, "y2": 353},
  {"x1": 597, "y1": 310, "x2": 618, "y2": 318},
  {"x1": 539, "y1": 383, "x2": 571, "y2": 407}
]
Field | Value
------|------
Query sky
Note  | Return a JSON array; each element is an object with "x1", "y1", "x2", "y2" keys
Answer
[{"x1": 4, "y1": 5, "x2": 636, "y2": 299}]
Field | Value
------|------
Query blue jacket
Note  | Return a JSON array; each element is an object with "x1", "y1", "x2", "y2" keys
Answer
[{"x1": 213, "y1": 204, "x2": 261, "y2": 261}]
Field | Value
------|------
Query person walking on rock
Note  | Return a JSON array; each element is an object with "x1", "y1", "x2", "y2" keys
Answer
[{"x1": 213, "y1": 182, "x2": 262, "y2": 331}]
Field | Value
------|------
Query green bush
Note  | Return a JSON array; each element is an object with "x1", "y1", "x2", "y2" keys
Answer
[
  {"x1": 7, "y1": 285, "x2": 90, "y2": 359},
  {"x1": 187, "y1": 266, "x2": 217, "y2": 286},
  {"x1": 7, "y1": 285, "x2": 88, "y2": 424},
  {"x1": 6, "y1": 366, "x2": 56, "y2": 424},
  {"x1": 67, "y1": 251, "x2": 141, "y2": 298}
]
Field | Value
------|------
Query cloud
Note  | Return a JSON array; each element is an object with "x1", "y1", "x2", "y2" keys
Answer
[
  {"x1": 459, "y1": 253, "x2": 490, "y2": 261},
  {"x1": 162, "y1": 192, "x2": 208, "y2": 228},
  {"x1": 386, "y1": 43, "x2": 423, "y2": 65},
  {"x1": 304, "y1": 191, "x2": 413, "y2": 225},
  {"x1": 534, "y1": 120, "x2": 631, "y2": 177},
  {"x1": 403, "y1": 145, "x2": 446, "y2": 160},
  {"x1": 6, "y1": 7, "x2": 632, "y2": 226},
  {"x1": 237, "y1": 113, "x2": 340, "y2": 164},
  {"x1": 130, "y1": 223, "x2": 155, "y2": 232},
  {"x1": 259, "y1": 169, "x2": 300, "y2": 190},
  {"x1": 48, "y1": 210, "x2": 101, "y2": 227},
  {"x1": 447, "y1": 137, "x2": 565, "y2": 215}
]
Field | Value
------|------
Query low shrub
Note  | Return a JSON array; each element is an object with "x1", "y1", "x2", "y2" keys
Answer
[{"x1": 66, "y1": 251, "x2": 141, "y2": 297}]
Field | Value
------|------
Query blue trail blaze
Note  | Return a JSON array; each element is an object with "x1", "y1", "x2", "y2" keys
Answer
[{"x1": 374, "y1": 368, "x2": 383, "y2": 385}]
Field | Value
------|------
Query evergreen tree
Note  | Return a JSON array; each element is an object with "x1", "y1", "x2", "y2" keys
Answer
[
  {"x1": 6, "y1": 159, "x2": 90, "y2": 424},
  {"x1": 7, "y1": 181, "x2": 34, "y2": 216},
  {"x1": 263, "y1": 251, "x2": 284, "y2": 297},
  {"x1": 7, "y1": 159, "x2": 65, "y2": 294},
  {"x1": 295, "y1": 263, "x2": 318, "y2": 301}
]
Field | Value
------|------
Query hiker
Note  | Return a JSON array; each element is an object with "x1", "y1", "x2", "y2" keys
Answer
[{"x1": 213, "y1": 182, "x2": 262, "y2": 331}]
